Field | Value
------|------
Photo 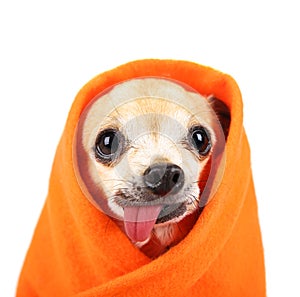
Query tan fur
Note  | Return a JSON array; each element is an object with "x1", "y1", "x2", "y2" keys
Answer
[{"x1": 78, "y1": 78, "x2": 220, "y2": 258}]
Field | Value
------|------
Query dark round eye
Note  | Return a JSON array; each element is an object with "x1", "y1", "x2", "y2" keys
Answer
[
  {"x1": 190, "y1": 127, "x2": 211, "y2": 156},
  {"x1": 95, "y1": 129, "x2": 123, "y2": 162}
]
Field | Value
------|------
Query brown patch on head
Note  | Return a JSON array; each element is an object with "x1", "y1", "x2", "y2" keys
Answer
[{"x1": 208, "y1": 96, "x2": 231, "y2": 140}]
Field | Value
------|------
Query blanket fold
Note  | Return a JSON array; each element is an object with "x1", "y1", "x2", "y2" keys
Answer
[{"x1": 17, "y1": 59, "x2": 266, "y2": 297}]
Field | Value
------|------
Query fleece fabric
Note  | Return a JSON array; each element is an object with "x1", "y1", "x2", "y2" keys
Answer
[{"x1": 17, "y1": 59, "x2": 266, "y2": 297}]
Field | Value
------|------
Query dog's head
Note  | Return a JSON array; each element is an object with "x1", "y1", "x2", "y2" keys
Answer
[{"x1": 74, "y1": 78, "x2": 230, "y2": 246}]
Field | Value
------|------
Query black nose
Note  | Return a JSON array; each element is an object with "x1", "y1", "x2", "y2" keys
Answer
[{"x1": 143, "y1": 163, "x2": 184, "y2": 196}]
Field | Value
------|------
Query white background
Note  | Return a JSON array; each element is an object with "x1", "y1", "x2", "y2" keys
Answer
[{"x1": 1, "y1": 1, "x2": 299, "y2": 296}]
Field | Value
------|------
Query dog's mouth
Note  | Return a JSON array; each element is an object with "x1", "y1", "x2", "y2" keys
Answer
[
  {"x1": 157, "y1": 203, "x2": 186, "y2": 223},
  {"x1": 123, "y1": 203, "x2": 186, "y2": 243}
]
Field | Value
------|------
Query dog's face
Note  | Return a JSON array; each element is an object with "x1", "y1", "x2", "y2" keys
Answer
[{"x1": 75, "y1": 78, "x2": 229, "y2": 252}]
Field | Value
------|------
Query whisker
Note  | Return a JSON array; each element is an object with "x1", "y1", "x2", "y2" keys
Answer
[
  {"x1": 100, "y1": 178, "x2": 133, "y2": 183},
  {"x1": 192, "y1": 179, "x2": 207, "y2": 183},
  {"x1": 186, "y1": 193, "x2": 200, "y2": 211}
]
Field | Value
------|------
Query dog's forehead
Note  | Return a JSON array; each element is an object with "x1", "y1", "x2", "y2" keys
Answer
[
  {"x1": 84, "y1": 78, "x2": 213, "y2": 132},
  {"x1": 107, "y1": 98, "x2": 194, "y2": 132}
]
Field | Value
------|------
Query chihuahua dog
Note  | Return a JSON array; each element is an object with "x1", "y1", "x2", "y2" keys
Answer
[{"x1": 75, "y1": 78, "x2": 230, "y2": 258}]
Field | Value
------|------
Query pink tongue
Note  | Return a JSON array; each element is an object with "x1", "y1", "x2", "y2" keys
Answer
[{"x1": 124, "y1": 205, "x2": 163, "y2": 242}]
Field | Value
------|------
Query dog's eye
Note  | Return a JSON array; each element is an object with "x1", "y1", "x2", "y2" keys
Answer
[
  {"x1": 95, "y1": 129, "x2": 123, "y2": 162},
  {"x1": 190, "y1": 127, "x2": 211, "y2": 156}
]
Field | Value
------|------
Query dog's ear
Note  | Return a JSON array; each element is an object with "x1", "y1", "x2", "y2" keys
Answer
[{"x1": 208, "y1": 96, "x2": 231, "y2": 140}]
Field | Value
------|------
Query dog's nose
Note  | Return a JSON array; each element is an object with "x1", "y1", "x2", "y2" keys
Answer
[{"x1": 143, "y1": 163, "x2": 184, "y2": 196}]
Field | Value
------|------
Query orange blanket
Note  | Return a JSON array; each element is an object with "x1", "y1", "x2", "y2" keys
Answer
[{"x1": 17, "y1": 60, "x2": 266, "y2": 296}]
